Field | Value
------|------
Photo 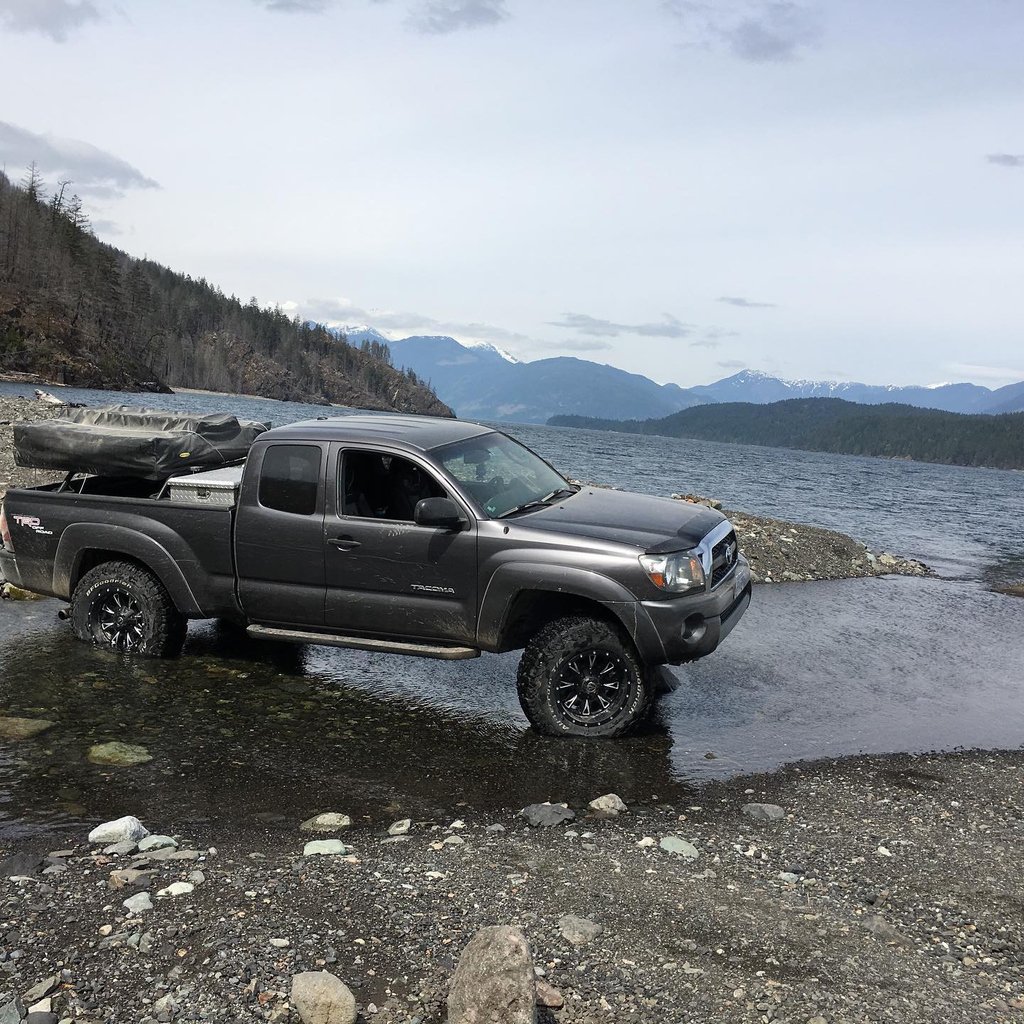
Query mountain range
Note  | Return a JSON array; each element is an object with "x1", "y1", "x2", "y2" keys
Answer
[{"x1": 340, "y1": 327, "x2": 1024, "y2": 423}]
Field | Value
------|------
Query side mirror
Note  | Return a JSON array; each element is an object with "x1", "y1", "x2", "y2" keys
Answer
[{"x1": 414, "y1": 496, "x2": 466, "y2": 530}]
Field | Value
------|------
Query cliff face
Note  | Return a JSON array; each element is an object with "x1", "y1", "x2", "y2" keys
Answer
[{"x1": 0, "y1": 171, "x2": 452, "y2": 417}]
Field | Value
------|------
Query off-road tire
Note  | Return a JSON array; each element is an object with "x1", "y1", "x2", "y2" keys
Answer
[
  {"x1": 71, "y1": 560, "x2": 187, "y2": 658},
  {"x1": 516, "y1": 615, "x2": 653, "y2": 737}
]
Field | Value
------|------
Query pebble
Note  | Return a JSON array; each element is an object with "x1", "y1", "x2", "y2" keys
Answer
[
  {"x1": 660, "y1": 836, "x2": 700, "y2": 859},
  {"x1": 741, "y1": 803, "x2": 785, "y2": 821},
  {"x1": 588, "y1": 793, "x2": 628, "y2": 815},
  {"x1": 558, "y1": 914, "x2": 603, "y2": 946},
  {"x1": 157, "y1": 881, "x2": 194, "y2": 897},
  {"x1": 388, "y1": 818, "x2": 412, "y2": 836},
  {"x1": 520, "y1": 803, "x2": 575, "y2": 827},
  {"x1": 637, "y1": 836, "x2": 656, "y2": 848},
  {"x1": 300, "y1": 812, "x2": 352, "y2": 833},
  {"x1": 303, "y1": 840, "x2": 350, "y2": 857},
  {"x1": 269, "y1": 937, "x2": 290, "y2": 948},
  {"x1": 123, "y1": 892, "x2": 153, "y2": 914},
  {"x1": 137, "y1": 834, "x2": 177, "y2": 852}
]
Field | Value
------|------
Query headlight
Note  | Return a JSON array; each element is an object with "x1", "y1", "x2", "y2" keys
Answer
[{"x1": 640, "y1": 551, "x2": 705, "y2": 592}]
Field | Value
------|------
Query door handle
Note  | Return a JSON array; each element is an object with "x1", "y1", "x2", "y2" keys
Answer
[{"x1": 329, "y1": 537, "x2": 361, "y2": 551}]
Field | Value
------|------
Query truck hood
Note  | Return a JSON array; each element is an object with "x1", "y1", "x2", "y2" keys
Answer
[{"x1": 521, "y1": 487, "x2": 726, "y2": 553}]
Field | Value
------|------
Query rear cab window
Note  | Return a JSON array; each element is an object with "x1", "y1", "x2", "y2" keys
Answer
[{"x1": 258, "y1": 444, "x2": 321, "y2": 515}]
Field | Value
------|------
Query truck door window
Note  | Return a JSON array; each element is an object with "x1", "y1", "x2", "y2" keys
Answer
[
  {"x1": 258, "y1": 445, "x2": 321, "y2": 515},
  {"x1": 342, "y1": 451, "x2": 445, "y2": 522}
]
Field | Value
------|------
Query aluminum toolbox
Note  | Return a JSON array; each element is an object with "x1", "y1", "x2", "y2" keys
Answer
[{"x1": 167, "y1": 465, "x2": 245, "y2": 506}]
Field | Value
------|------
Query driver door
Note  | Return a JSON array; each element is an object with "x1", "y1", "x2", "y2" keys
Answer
[{"x1": 323, "y1": 445, "x2": 478, "y2": 643}]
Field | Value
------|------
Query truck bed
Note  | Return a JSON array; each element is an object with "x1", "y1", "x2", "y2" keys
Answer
[{"x1": 1, "y1": 479, "x2": 239, "y2": 617}]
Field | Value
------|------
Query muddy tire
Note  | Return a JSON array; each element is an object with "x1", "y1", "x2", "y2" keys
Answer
[
  {"x1": 516, "y1": 615, "x2": 652, "y2": 737},
  {"x1": 71, "y1": 560, "x2": 187, "y2": 658}
]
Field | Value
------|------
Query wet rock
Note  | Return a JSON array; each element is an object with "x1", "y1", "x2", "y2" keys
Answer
[
  {"x1": 742, "y1": 803, "x2": 785, "y2": 821},
  {"x1": 0, "y1": 717, "x2": 54, "y2": 741},
  {"x1": 88, "y1": 816, "x2": 150, "y2": 844},
  {"x1": 448, "y1": 925, "x2": 536, "y2": 1024},
  {"x1": 0, "y1": 583, "x2": 43, "y2": 601},
  {"x1": 1, "y1": 852, "x2": 43, "y2": 878},
  {"x1": 25, "y1": 1013, "x2": 57, "y2": 1024},
  {"x1": 291, "y1": 970, "x2": 357, "y2": 1024},
  {"x1": 87, "y1": 742, "x2": 153, "y2": 767},
  {"x1": 558, "y1": 915, "x2": 603, "y2": 946},
  {"x1": 123, "y1": 892, "x2": 153, "y2": 914},
  {"x1": 137, "y1": 834, "x2": 177, "y2": 852},
  {"x1": 388, "y1": 818, "x2": 411, "y2": 836},
  {"x1": 300, "y1": 812, "x2": 352, "y2": 833},
  {"x1": 520, "y1": 803, "x2": 575, "y2": 827},
  {"x1": 303, "y1": 840, "x2": 349, "y2": 857},
  {"x1": 588, "y1": 793, "x2": 628, "y2": 815},
  {"x1": 660, "y1": 836, "x2": 700, "y2": 859}
]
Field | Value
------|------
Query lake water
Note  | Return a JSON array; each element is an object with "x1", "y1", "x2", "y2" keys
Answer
[{"x1": 1, "y1": 381, "x2": 1022, "y2": 839}]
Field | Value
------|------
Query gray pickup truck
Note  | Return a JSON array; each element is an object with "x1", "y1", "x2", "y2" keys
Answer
[{"x1": 0, "y1": 414, "x2": 751, "y2": 737}]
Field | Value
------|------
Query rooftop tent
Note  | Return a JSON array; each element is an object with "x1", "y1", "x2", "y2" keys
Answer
[{"x1": 13, "y1": 405, "x2": 269, "y2": 480}]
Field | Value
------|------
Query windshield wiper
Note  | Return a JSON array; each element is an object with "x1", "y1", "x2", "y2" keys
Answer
[{"x1": 497, "y1": 486, "x2": 578, "y2": 519}]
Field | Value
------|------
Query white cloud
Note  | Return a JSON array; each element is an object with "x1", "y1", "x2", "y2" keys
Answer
[{"x1": 0, "y1": 0, "x2": 100, "y2": 41}]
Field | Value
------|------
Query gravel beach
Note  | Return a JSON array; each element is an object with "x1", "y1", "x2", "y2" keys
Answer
[{"x1": 3, "y1": 750, "x2": 1024, "y2": 1023}]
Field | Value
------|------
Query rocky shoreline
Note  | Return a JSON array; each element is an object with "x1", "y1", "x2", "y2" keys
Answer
[{"x1": 3, "y1": 749, "x2": 1024, "y2": 1023}]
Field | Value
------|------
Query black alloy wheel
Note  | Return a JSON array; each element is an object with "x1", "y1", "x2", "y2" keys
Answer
[
  {"x1": 516, "y1": 614, "x2": 653, "y2": 737},
  {"x1": 90, "y1": 587, "x2": 146, "y2": 650}
]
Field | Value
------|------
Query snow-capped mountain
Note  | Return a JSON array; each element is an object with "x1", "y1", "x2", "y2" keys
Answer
[
  {"x1": 689, "y1": 369, "x2": 1001, "y2": 413},
  {"x1": 319, "y1": 327, "x2": 1024, "y2": 422}
]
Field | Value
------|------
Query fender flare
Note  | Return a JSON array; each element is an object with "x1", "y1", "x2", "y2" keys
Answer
[
  {"x1": 477, "y1": 562, "x2": 666, "y2": 663},
  {"x1": 54, "y1": 524, "x2": 204, "y2": 617}
]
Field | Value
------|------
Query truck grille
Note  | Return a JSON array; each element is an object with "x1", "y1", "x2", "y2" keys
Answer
[{"x1": 710, "y1": 530, "x2": 739, "y2": 588}]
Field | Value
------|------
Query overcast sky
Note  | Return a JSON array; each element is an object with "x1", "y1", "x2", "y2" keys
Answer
[{"x1": 1, "y1": 0, "x2": 1022, "y2": 387}]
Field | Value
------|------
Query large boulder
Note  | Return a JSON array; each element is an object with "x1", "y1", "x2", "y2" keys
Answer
[
  {"x1": 448, "y1": 925, "x2": 536, "y2": 1024},
  {"x1": 290, "y1": 971, "x2": 357, "y2": 1024},
  {"x1": 88, "y1": 816, "x2": 150, "y2": 845}
]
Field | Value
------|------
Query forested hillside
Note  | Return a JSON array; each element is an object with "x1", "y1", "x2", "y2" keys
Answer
[
  {"x1": 0, "y1": 168, "x2": 451, "y2": 415},
  {"x1": 550, "y1": 398, "x2": 1024, "y2": 471}
]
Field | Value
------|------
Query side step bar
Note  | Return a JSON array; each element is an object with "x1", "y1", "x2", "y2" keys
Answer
[{"x1": 246, "y1": 624, "x2": 481, "y2": 661}]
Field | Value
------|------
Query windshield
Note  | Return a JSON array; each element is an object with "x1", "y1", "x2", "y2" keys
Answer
[{"x1": 433, "y1": 431, "x2": 572, "y2": 518}]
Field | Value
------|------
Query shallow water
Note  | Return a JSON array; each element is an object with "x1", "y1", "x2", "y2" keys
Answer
[
  {"x1": 1, "y1": 381, "x2": 1022, "y2": 840},
  {"x1": 1, "y1": 574, "x2": 1021, "y2": 841}
]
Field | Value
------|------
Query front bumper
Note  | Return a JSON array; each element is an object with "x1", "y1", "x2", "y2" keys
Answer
[{"x1": 638, "y1": 555, "x2": 752, "y2": 665}]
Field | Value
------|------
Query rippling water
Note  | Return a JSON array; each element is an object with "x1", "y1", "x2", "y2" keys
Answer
[{"x1": 1, "y1": 381, "x2": 1022, "y2": 838}]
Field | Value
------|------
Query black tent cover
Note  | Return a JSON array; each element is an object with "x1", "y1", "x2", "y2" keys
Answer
[{"x1": 14, "y1": 405, "x2": 270, "y2": 480}]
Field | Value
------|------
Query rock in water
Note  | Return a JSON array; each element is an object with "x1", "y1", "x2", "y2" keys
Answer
[
  {"x1": 300, "y1": 812, "x2": 352, "y2": 833},
  {"x1": 742, "y1": 803, "x2": 785, "y2": 821},
  {"x1": 448, "y1": 925, "x2": 537, "y2": 1024},
  {"x1": 87, "y1": 742, "x2": 153, "y2": 767},
  {"x1": 520, "y1": 803, "x2": 575, "y2": 827},
  {"x1": 291, "y1": 971, "x2": 357, "y2": 1024},
  {"x1": 588, "y1": 793, "x2": 628, "y2": 815},
  {"x1": 0, "y1": 717, "x2": 54, "y2": 741},
  {"x1": 558, "y1": 915, "x2": 603, "y2": 946},
  {"x1": 88, "y1": 816, "x2": 150, "y2": 844}
]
